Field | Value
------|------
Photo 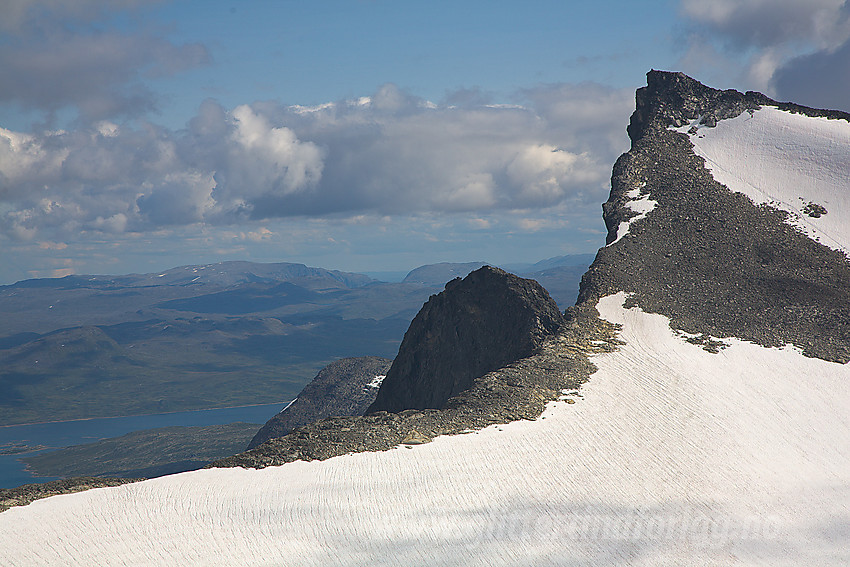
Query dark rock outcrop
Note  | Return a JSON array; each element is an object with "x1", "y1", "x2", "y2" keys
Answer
[
  {"x1": 248, "y1": 356, "x2": 392, "y2": 449},
  {"x1": 211, "y1": 314, "x2": 617, "y2": 469},
  {"x1": 579, "y1": 70, "x2": 850, "y2": 363},
  {"x1": 367, "y1": 266, "x2": 566, "y2": 414},
  {"x1": 212, "y1": 265, "x2": 606, "y2": 470}
]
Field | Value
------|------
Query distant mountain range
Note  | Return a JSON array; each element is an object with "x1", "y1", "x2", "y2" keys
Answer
[
  {"x1": 0, "y1": 256, "x2": 592, "y2": 426},
  {"x1": 0, "y1": 261, "x2": 419, "y2": 425}
]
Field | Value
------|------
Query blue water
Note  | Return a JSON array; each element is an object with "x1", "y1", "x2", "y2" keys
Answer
[{"x1": 0, "y1": 403, "x2": 286, "y2": 489}]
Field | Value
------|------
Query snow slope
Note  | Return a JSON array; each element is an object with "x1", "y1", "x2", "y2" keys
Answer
[
  {"x1": 676, "y1": 107, "x2": 850, "y2": 255},
  {"x1": 1, "y1": 291, "x2": 847, "y2": 566}
]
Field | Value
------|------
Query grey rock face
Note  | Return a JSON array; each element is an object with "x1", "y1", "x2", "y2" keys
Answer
[
  {"x1": 248, "y1": 356, "x2": 392, "y2": 449},
  {"x1": 214, "y1": 265, "x2": 606, "y2": 471},
  {"x1": 212, "y1": 314, "x2": 617, "y2": 470},
  {"x1": 367, "y1": 266, "x2": 565, "y2": 414},
  {"x1": 579, "y1": 70, "x2": 850, "y2": 363}
]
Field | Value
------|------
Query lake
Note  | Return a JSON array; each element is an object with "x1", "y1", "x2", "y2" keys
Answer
[{"x1": 0, "y1": 403, "x2": 286, "y2": 489}]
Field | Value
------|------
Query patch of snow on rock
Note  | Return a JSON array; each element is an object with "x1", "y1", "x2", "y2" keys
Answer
[
  {"x1": 365, "y1": 374, "x2": 386, "y2": 389},
  {"x1": 676, "y1": 107, "x2": 850, "y2": 256},
  {"x1": 611, "y1": 183, "x2": 657, "y2": 244}
]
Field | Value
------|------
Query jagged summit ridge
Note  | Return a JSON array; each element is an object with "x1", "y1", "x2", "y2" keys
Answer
[
  {"x1": 626, "y1": 71, "x2": 767, "y2": 140},
  {"x1": 580, "y1": 70, "x2": 850, "y2": 362},
  {"x1": 627, "y1": 70, "x2": 850, "y2": 141}
]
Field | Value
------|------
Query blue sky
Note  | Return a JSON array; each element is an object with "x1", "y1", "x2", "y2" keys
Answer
[{"x1": 1, "y1": 0, "x2": 849, "y2": 283}]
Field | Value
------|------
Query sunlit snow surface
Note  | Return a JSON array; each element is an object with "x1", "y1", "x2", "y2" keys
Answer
[
  {"x1": 611, "y1": 184, "x2": 657, "y2": 244},
  {"x1": 676, "y1": 107, "x2": 850, "y2": 256},
  {"x1": 366, "y1": 374, "x2": 387, "y2": 389},
  {"x1": 1, "y1": 292, "x2": 848, "y2": 566}
]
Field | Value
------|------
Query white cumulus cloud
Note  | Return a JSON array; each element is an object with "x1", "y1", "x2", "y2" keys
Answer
[
  {"x1": 0, "y1": 82, "x2": 633, "y2": 241},
  {"x1": 209, "y1": 105, "x2": 325, "y2": 220},
  {"x1": 507, "y1": 145, "x2": 602, "y2": 206}
]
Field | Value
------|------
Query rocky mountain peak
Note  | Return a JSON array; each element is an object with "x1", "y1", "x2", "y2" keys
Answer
[
  {"x1": 628, "y1": 70, "x2": 850, "y2": 141},
  {"x1": 367, "y1": 265, "x2": 565, "y2": 414},
  {"x1": 581, "y1": 70, "x2": 850, "y2": 363},
  {"x1": 627, "y1": 70, "x2": 768, "y2": 141}
]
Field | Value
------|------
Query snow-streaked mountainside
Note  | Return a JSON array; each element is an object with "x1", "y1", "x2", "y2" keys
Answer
[
  {"x1": 1, "y1": 71, "x2": 849, "y2": 565},
  {"x1": 675, "y1": 107, "x2": 850, "y2": 256}
]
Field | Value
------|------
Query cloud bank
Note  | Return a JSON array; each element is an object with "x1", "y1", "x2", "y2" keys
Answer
[
  {"x1": 680, "y1": 0, "x2": 850, "y2": 49},
  {"x1": 0, "y1": 0, "x2": 209, "y2": 124},
  {"x1": 0, "y1": 84, "x2": 633, "y2": 241},
  {"x1": 680, "y1": 0, "x2": 850, "y2": 110}
]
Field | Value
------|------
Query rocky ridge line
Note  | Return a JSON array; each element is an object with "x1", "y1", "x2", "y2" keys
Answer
[
  {"x1": 579, "y1": 70, "x2": 850, "y2": 363},
  {"x1": 212, "y1": 310, "x2": 618, "y2": 469},
  {"x1": 0, "y1": 477, "x2": 141, "y2": 513}
]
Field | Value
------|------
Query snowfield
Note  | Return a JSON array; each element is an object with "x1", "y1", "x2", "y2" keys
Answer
[
  {"x1": 1, "y1": 291, "x2": 847, "y2": 566},
  {"x1": 676, "y1": 107, "x2": 850, "y2": 256}
]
